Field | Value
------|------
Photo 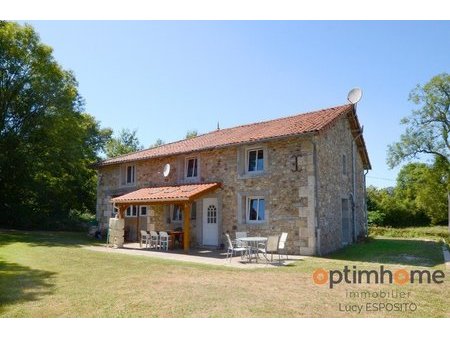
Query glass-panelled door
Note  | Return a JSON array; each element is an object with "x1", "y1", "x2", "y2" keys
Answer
[{"x1": 202, "y1": 198, "x2": 219, "y2": 246}]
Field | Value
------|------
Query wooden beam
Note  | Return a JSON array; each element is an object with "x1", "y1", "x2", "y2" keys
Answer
[
  {"x1": 183, "y1": 202, "x2": 191, "y2": 253},
  {"x1": 136, "y1": 205, "x2": 140, "y2": 246},
  {"x1": 118, "y1": 205, "x2": 127, "y2": 219}
]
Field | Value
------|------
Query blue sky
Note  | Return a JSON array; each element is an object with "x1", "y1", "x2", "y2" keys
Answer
[{"x1": 22, "y1": 20, "x2": 450, "y2": 187}]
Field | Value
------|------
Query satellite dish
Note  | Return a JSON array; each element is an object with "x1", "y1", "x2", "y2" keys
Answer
[
  {"x1": 163, "y1": 163, "x2": 171, "y2": 177},
  {"x1": 347, "y1": 88, "x2": 363, "y2": 104}
]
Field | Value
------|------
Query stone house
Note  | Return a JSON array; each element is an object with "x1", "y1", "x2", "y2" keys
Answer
[{"x1": 95, "y1": 103, "x2": 371, "y2": 255}]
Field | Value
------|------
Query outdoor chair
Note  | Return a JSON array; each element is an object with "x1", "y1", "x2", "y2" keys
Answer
[
  {"x1": 225, "y1": 233, "x2": 248, "y2": 262},
  {"x1": 278, "y1": 232, "x2": 288, "y2": 261},
  {"x1": 140, "y1": 230, "x2": 150, "y2": 248},
  {"x1": 149, "y1": 231, "x2": 159, "y2": 249},
  {"x1": 258, "y1": 235, "x2": 280, "y2": 262},
  {"x1": 159, "y1": 231, "x2": 172, "y2": 251},
  {"x1": 235, "y1": 231, "x2": 247, "y2": 248}
]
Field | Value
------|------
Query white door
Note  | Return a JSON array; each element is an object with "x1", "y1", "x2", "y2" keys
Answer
[{"x1": 202, "y1": 198, "x2": 219, "y2": 246}]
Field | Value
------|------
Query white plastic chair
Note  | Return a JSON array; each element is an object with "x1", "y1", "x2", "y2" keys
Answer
[
  {"x1": 258, "y1": 235, "x2": 280, "y2": 262},
  {"x1": 159, "y1": 231, "x2": 172, "y2": 251},
  {"x1": 140, "y1": 230, "x2": 150, "y2": 248},
  {"x1": 235, "y1": 231, "x2": 247, "y2": 248},
  {"x1": 278, "y1": 232, "x2": 288, "y2": 260},
  {"x1": 225, "y1": 233, "x2": 248, "y2": 262},
  {"x1": 149, "y1": 231, "x2": 159, "y2": 249}
]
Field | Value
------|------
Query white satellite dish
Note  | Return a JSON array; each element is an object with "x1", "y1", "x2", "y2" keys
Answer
[
  {"x1": 163, "y1": 163, "x2": 171, "y2": 177},
  {"x1": 347, "y1": 88, "x2": 363, "y2": 104}
]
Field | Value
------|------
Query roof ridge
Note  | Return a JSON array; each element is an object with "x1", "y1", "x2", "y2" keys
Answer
[{"x1": 210, "y1": 103, "x2": 352, "y2": 132}]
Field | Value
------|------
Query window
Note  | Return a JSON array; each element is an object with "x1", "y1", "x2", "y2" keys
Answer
[
  {"x1": 140, "y1": 206, "x2": 148, "y2": 216},
  {"x1": 190, "y1": 202, "x2": 197, "y2": 220},
  {"x1": 246, "y1": 197, "x2": 265, "y2": 222},
  {"x1": 125, "y1": 205, "x2": 137, "y2": 217},
  {"x1": 207, "y1": 205, "x2": 217, "y2": 224},
  {"x1": 172, "y1": 204, "x2": 182, "y2": 221},
  {"x1": 247, "y1": 149, "x2": 264, "y2": 172},
  {"x1": 126, "y1": 165, "x2": 136, "y2": 184},
  {"x1": 186, "y1": 157, "x2": 198, "y2": 178},
  {"x1": 342, "y1": 154, "x2": 347, "y2": 175}
]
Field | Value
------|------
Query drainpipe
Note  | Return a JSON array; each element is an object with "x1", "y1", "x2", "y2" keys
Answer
[
  {"x1": 364, "y1": 169, "x2": 369, "y2": 237},
  {"x1": 311, "y1": 138, "x2": 321, "y2": 256}
]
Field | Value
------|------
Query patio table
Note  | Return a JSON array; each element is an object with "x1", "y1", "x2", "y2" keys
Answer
[{"x1": 237, "y1": 237, "x2": 268, "y2": 263}]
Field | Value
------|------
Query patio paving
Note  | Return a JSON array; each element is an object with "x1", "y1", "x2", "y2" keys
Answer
[{"x1": 85, "y1": 242, "x2": 307, "y2": 269}]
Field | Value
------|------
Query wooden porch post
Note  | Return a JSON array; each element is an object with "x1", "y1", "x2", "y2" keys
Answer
[
  {"x1": 136, "y1": 206, "x2": 140, "y2": 246},
  {"x1": 183, "y1": 202, "x2": 191, "y2": 253},
  {"x1": 118, "y1": 205, "x2": 127, "y2": 219}
]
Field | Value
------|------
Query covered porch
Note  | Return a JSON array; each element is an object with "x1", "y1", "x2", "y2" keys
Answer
[{"x1": 111, "y1": 182, "x2": 221, "y2": 253}]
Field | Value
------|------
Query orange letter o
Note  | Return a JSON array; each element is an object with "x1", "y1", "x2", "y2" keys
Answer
[
  {"x1": 393, "y1": 269, "x2": 410, "y2": 285},
  {"x1": 312, "y1": 268, "x2": 329, "y2": 285}
]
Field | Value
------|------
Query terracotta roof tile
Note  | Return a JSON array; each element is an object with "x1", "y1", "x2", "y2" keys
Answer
[
  {"x1": 99, "y1": 104, "x2": 354, "y2": 166},
  {"x1": 111, "y1": 183, "x2": 220, "y2": 204}
]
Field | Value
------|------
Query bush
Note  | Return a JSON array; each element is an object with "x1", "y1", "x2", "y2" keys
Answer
[{"x1": 367, "y1": 210, "x2": 386, "y2": 226}]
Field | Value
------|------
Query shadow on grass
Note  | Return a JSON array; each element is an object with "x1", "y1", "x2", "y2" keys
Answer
[
  {"x1": 0, "y1": 260, "x2": 56, "y2": 314},
  {"x1": 0, "y1": 229, "x2": 102, "y2": 248},
  {"x1": 326, "y1": 238, "x2": 444, "y2": 268}
]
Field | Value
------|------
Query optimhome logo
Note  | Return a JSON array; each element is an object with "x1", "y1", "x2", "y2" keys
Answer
[{"x1": 312, "y1": 265, "x2": 445, "y2": 289}]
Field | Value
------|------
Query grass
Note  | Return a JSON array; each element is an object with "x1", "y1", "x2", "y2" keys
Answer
[
  {"x1": 0, "y1": 229, "x2": 448, "y2": 318},
  {"x1": 369, "y1": 225, "x2": 450, "y2": 244}
]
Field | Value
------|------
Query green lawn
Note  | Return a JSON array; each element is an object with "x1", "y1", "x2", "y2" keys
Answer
[
  {"x1": 369, "y1": 225, "x2": 450, "y2": 244},
  {"x1": 0, "y1": 230, "x2": 448, "y2": 317}
]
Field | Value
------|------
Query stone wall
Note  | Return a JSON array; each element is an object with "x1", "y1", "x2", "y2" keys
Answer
[
  {"x1": 97, "y1": 136, "x2": 315, "y2": 254},
  {"x1": 96, "y1": 121, "x2": 368, "y2": 255},
  {"x1": 316, "y1": 115, "x2": 367, "y2": 255}
]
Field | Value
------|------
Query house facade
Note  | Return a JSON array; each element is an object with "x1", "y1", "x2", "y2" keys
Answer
[{"x1": 96, "y1": 104, "x2": 371, "y2": 255}]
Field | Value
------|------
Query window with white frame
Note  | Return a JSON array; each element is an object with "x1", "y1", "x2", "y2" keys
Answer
[
  {"x1": 247, "y1": 148, "x2": 264, "y2": 172},
  {"x1": 185, "y1": 157, "x2": 198, "y2": 179},
  {"x1": 126, "y1": 165, "x2": 136, "y2": 184},
  {"x1": 140, "y1": 206, "x2": 148, "y2": 216},
  {"x1": 125, "y1": 205, "x2": 137, "y2": 217},
  {"x1": 172, "y1": 204, "x2": 182, "y2": 221},
  {"x1": 246, "y1": 197, "x2": 265, "y2": 222}
]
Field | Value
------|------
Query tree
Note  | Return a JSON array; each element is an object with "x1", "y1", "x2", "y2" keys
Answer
[
  {"x1": 185, "y1": 130, "x2": 198, "y2": 139},
  {"x1": 387, "y1": 73, "x2": 450, "y2": 168},
  {"x1": 105, "y1": 128, "x2": 143, "y2": 158},
  {"x1": 366, "y1": 181, "x2": 430, "y2": 227},
  {"x1": 414, "y1": 158, "x2": 449, "y2": 224},
  {"x1": 0, "y1": 22, "x2": 111, "y2": 228},
  {"x1": 387, "y1": 73, "x2": 449, "y2": 226},
  {"x1": 150, "y1": 138, "x2": 165, "y2": 148}
]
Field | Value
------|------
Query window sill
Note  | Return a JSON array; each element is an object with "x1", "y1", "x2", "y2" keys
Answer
[
  {"x1": 121, "y1": 183, "x2": 137, "y2": 187},
  {"x1": 246, "y1": 221, "x2": 267, "y2": 225},
  {"x1": 238, "y1": 172, "x2": 268, "y2": 180},
  {"x1": 183, "y1": 177, "x2": 200, "y2": 183}
]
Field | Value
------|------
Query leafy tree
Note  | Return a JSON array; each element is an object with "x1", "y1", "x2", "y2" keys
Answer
[
  {"x1": 387, "y1": 73, "x2": 450, "y2": 167},
  {"x1": 367, "y1": 210, "x2": 386, "y2": 226},
  {"x1": 185, "y1": 130, "x2": 198, "y2": 139},
  {"x1": 366, "y1": 183, "x2": 430, "y2": 227},
  {"x1": 414, "y1": 158, "x2": 449, "y2": 224},
  {"x1": 387, "y1": 73, "x2": 449, "y2": 226},
  {"x1": 105, "y1": 128, "x2": 143, "y2": 158},
  {"x1": 0, "y1": 22, "x2": 111, "y2": 228},
  {"x1": 150, "y1": 138, "x2": 165, "y2": 148}
]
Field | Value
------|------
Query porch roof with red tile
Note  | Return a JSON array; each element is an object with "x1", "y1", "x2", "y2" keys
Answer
[{"x1": 110, "y1": 183, "x2": 220, "y2": 205}]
